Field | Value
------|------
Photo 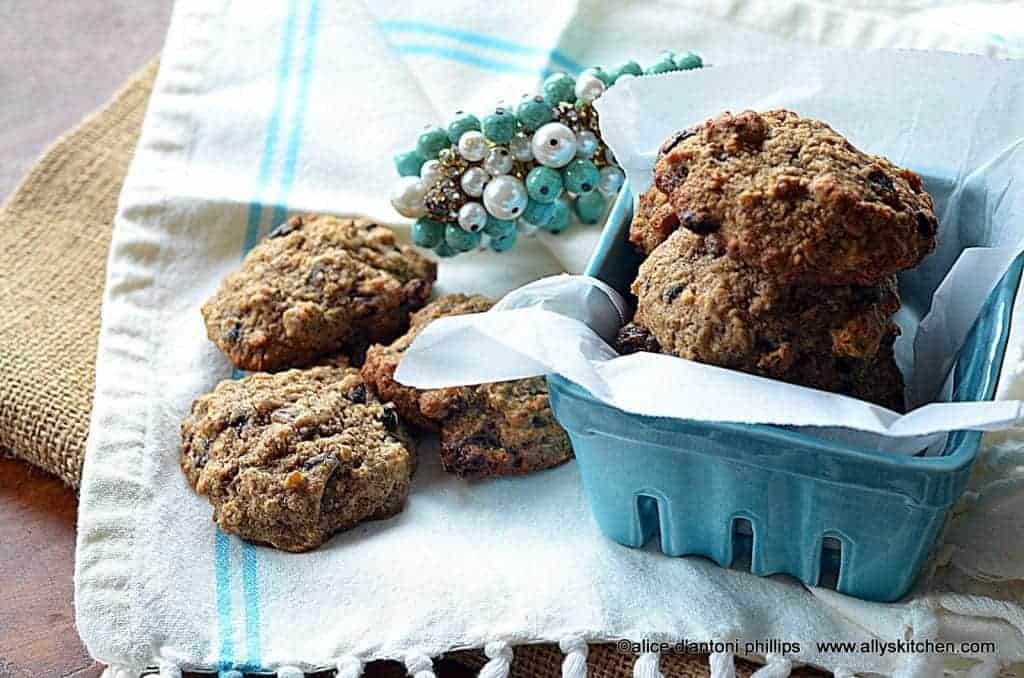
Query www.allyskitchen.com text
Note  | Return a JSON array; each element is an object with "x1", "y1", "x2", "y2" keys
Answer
[{"x1": 617, "y1": 637, "x2": 997, "y2": 657}]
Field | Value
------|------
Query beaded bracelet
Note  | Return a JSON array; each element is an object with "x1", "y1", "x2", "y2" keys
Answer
[{"x1": 391, "y1": 51, "x2": 703, "y2": 257}]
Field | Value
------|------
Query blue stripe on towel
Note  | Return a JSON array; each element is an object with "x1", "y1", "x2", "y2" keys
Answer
[
  {"x1": 217, "y1": 1, "x2": 302, "y2": 674},
  {"x1": 379, "y1": 19, "x2": 582, "y2": 76},
  {"x1": 394, "y1": 44, "x2": 537, "y2": 75},
  {"x1": 241, "y1": 542, "x2": 262, "y2": 669},
  {"x1": 235, "y1": 0, "x2": 322, "y2": 671},
  {"x1": 214, "y1": 529, "x2": 236, "y2": 671},
  {"x1": 242, "y1": 0, "x2": 300, "y2": 253},
  {"x1": 270, "y1": 0, "x2": 322, "y2": 228}
]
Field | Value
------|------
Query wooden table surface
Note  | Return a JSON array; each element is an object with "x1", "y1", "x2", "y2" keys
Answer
[
  {"x1": 0, "y1": 457, "x2": 103, "y2": 678},
  {"x1": 0, "y1": 457, "x2": 474, "y2": 678}
]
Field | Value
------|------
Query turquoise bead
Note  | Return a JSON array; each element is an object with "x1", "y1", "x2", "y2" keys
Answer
[
  {"x1": 434, "y1": 241, "x2": 458, "y2": 258},
  {"x1": 445, "y1": 224, "x2": 482, "y2": 252},
  {"x1": 562, "y1": 158, "x2": 599, "y2": 194},
  {"x1": 644, "y1": 58, "x2": 677, "y2": 75},
  {"x1": 675, "y1": 52, "x2": 703, "y2": 70},
  {"x1": 516, "y1": 95, "x2": 553, "y2": 131},
  {"x1": 411, "y1": 218, "x2": 445, "y2": 248},
  {"x1": 525, "y1": 166, "x2": 563, "y2": 203},
  {"x1": 481, "y1": 108, "x2": 517, "y2": 144},
  {"x1": 490, "y1": 230, "x2": 517, "y2": 252},
  {"x1": 394, "y1": 150, "x2": 425, "y2": 177},
  {"x1": 543, "y1": 73, "x2": 576, "y2": 106},
  {"x1": 521, "y1": 199, "x2": 556, "y2": 227},
  {"x1": 447, "y1": 112, "x2": 481, "y2": 144},
  {"x1": 416, "y1": 126, "x2": 450, "y2": 160},
  {"x1": 612, "y1": 60, "x2": 642, "y2": 81},
  {"x1": 574, "y1": 190, "x2": 607, "y2": 224},
  {"x1": 484, "y1": 216, "x2": 516, "y2": 238},
  {"x1": 543, "y1": 200, "x2": 572, "y2": 233},
  {"x1": 581, "y1": 66, "x2": 612, "y2": 86}
]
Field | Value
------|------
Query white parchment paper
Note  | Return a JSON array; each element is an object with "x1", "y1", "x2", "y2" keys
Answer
[{"x1": 397, "y1": 51, "x2": 1024, "y2": 453}]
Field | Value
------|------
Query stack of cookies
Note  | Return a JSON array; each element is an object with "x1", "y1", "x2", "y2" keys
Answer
[
  {"x1": 618, "y1": 110, "x2": 939, "y2": 411},
  {"x1": 184, "y1": 214, "x2": 572, "y2": 552}
]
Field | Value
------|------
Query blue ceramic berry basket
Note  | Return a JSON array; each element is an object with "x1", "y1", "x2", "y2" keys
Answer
[{"x1": 546, "y1": 177, "x2": 1023, "y2": 602}]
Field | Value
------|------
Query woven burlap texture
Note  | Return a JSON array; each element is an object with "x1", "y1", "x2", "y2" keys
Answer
[
  {"x1": 0, "y1": 60, "x2": 831, "y2": 678},
  {"x1": 0, "y1": 60, "x2": 157, "y2": 488}
]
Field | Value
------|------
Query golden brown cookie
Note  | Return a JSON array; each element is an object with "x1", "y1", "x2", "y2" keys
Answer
[
  {"x1": 361, "y1": 294, "x2": 574, "y2": 477},
  {"x1": 614, "y1": 322, "x2": 904, "y2": 411},
  {"x1": 202, "y1": 215, "x2": 436, "y2": 372},
  {"x1": 633, "y1": 110, "x2": 937, "y2": 285},
  {"x1": 180, "y1": 364, "x2": 415, "y2": 552},
  {"x1": 629, "y1": 229, "x2": 905, "y2": 410}
]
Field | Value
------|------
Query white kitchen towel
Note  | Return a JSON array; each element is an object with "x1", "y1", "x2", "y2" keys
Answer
[{"x1": 76, "y1": 1, "x2": 1024, "y2": 677}]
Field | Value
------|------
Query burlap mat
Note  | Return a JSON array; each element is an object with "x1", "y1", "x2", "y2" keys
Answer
[{"x1": 0, "y1": 60, "x2": 826, "y2": 678}]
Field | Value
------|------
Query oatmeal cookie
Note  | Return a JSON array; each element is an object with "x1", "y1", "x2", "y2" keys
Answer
[
  {"x1": 360, "y1": 293, "x2": 494, "y2": 429},
  {"x1": 631, "y1": 229, "x2": 904, "y2": 409},
  {"x1": 181, "y1": 364, "x2": 415, "y2": 552},
  {"x1": 361, "y1": 294, "x2": 574, "y2": 477},
  {"x1": 202, "y1": 215, "x2": 436, "y2": 372},
  {"x1": 633, "y1": 110, "x2": 937, "y2": 285},
  {"x1": 615, "y1": 320, "x2": 904, "y2": 411},
  {"x1": 435, "y1": 377, "x2": 573, "y2": 477}
]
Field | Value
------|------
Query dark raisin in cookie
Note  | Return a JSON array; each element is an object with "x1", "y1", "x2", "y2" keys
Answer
[
  {"x1": 202, "y1": 215, "x2": 436, "y2": 372},
  {"x1": 181, "y1": 364, "x2": 415, "y2": 551},
  {"x1": 361, "y1": 294, "x2": 574, "y2": 477},
  {"x1": 615, "y1": 322, "x2": 661, "y2": 355},
  {"x1": 631, "y1": 229, "x2": 905, "y2": 410},
  {"x1": 633, "y1": 109, "x2": 937, "y2": 285}
]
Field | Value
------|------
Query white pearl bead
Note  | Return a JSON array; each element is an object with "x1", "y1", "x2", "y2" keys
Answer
[
  {"x1": 419, "y1": 159, "x2": 443, "y2": 187},
  {"x1": 460, "y1": 166, "x2": 488, "y2": 198},
  {"x1": 390, "y1": 177, "x2": 427, "y2": 218},
  {"x1": 457, "y1": 202, "x2": 488, "y2": 232},
  {"x1": 483, "y1": 146, "x2": 514, "y2": 176},
  {"x1": 598, "y1": 165, "x2": 625, "y2": 197},
  {"x1": 574, "y1": 72, "x2": 606, "y2": 104},
  {"x1": 575, "y1": 130, "x2": 599, "y2": 158},
  {"x1": 509, "y1": 133, "x2": 533, "y2": 162},
  {"x1": 483, "y1": 175, "x2": 528, "y2": 220},
  {"x1": 457, "y1": 130, "x2": 487, "y2": 162},
  {"x1": 531, "y1": 122, "x2": 577, "y2": 169}
]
